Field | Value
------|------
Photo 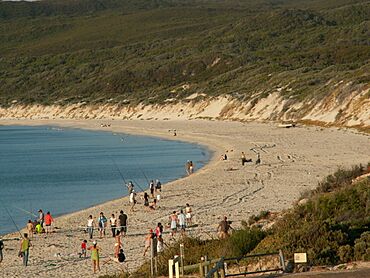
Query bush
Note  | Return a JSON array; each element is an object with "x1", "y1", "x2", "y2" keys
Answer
[
  {"x1": 338, "y1": 245, "x2": 352, "y2": 263},
  {"x1": 354, "y1": 232, "x2": 370, "y2": 261}
]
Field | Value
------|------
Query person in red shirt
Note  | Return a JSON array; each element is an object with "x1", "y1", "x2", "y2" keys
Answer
[{"x1": 44, "y1": 211, "x2": 54, "y2": 234}]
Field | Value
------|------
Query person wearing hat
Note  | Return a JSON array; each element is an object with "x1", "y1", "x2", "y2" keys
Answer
[{"x1": 89, "y1": 241, "x2": 101, "y2": 273}]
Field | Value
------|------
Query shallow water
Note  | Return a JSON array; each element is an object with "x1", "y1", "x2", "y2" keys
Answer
[{"x1": 0, "y1": 125, "x2": 210, "y2": 235}]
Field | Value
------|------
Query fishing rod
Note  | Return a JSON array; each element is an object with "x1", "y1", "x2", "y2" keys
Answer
[
  {"x1": 1, "y1": 201, "x2": 23, "y2": 239},
  {"x1": 12, "y1": 206, "x2": 38, "y2": 218},
  {"x1": 111, "y1": 158, "x2": 127, "y2": 186},
  {"x1": 132, "y1": 179, "x2": 145, "y2": 192}
]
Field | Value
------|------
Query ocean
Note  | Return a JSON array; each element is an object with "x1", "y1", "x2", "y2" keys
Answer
[{"x1": 0, "y1": 125, "x2": 210, "y2": 235}]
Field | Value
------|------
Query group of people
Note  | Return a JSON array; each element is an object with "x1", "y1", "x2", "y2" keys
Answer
[
  {"x1": 26, "y1": 209, "x2": 54, "y2": 238},
  {"x1": 168, "y1": 204, "x2": 193, "y2": 237},
  {"x1": 128, "y1": 179, "x2": 162, "y2": 212},
  {"x1": 86, "y1": 210, "x2": 128, "y2": 240},
  {"x1": 82, "y1": 210, "x2": 128, "y2": 273}
]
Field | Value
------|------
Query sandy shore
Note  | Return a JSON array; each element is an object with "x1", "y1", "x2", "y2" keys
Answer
[{"x1": 0, "y1": 119, "x2": 369, "y2": 278}]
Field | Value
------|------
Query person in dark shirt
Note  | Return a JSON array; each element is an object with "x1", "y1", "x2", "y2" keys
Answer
[
  {"x1": 217, "y1": 216, "x2": 232, "y2": 239},
  {"x1": 119, "y1": 210, "x2": 128, "y2": 236},
  {"x1": 118, "y1": 249, "x2": 126, "y2": 263}
]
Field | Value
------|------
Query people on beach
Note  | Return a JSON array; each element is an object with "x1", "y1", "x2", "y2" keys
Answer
[
  {"x1": 119, "y1": 210, "x2": 128, "y2": 236},
  {"x1": 129, "y1": 190, "x2": 137, "y2": 212},
  {"x1": 170, "y1": 211, "x2": 178, "y2": 237},
  {"x1": 149, "y1": 199, "x2": 157, "y2": 210},
  {"x1": 35, "y1": 222, "x2": 43, "y2": 234},
  {"x1": 143, "y1": 192, "x2": 150, "y2": 208},
  {"x1": 143, "y1": 229, "x2": 154, "y2": 257},
  {"x1": 155, "y1": 222, "x2": 163, "y2": 238},
  {"x1": 118, "y1": 249, "x2": 126, "y2": 263},
  {"x1": 185, "y1": 203, "x2": 193, "y2": 226},
  {"x1": 220, "y1": 153, "x2": 228, "y2": 160},
  {"x1": 20, "y1": 233, "x2": 31, "y2": 266},
  {"x1": 155, "y1": 179, "x2": 162, "y2": 192},
  {"x1": 89, "y1": 241, "x2": 101, "y2": 273},
  {"x1": 241, "y1": 152, "x2": 251, "y2": 165},
  {"x1": 185, "y1": 160, "x2": 191, "y2": 175},
  {"x1": 189, "y1": 161, "x2": 194, "y2": 174},
  {"x1": 256, "y1": 153, "x2": 261, "y2": 165},
  {"x1": 110, "y1": 214, "x2": 117, "y2": 237},
  {"x1": 27, "y1": 220, "x2": 34, "y2": 239},
  {"x1": 127, "y1": 181, "x2": 134, "y2": 194},
  {"x1": 87, "y1": 215, "x2": 94, "y2": 239},
  {"x1": 80, "y1": 239, "x2": 87, "y2": 258},
  {"x1": 178, "y1": 210, "x2": 186, "y2": 234},
  {"x1": 38, "y1": 209, "x2": 44, "y2": 227},
  {"x1": 157, "y1": 236, "x2": 164, "y2": 253},
  {"x1": 114, "y1": 231, "x2": 122, "y2": 258},
  {"x1": 149, "y1": 180, "x2": 155, "y2": 198},
  {"x1": 98, "y1": 212, "x2": 107, "y2": 238},
  {"x1": 44, "y1": 211, "x2": 54, "y2": 234},
  {"x1": 217, "y1": 216, "x2": 233, "y2": 239},
  {"x1": 0, "y1": 239, "x2": 4, "y2": 263}
]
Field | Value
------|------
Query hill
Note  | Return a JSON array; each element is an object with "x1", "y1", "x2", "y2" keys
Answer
[{"x1": 0, "y1": 0, "x2": 369, "y2": 126}]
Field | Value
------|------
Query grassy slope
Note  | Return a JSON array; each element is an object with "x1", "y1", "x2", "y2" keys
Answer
[{"x1": 0, "y1": 0, "x2": 369, "y2": 107}]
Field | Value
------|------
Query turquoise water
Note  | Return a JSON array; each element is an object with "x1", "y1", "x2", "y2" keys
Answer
[{"x1": 0, "y1": 125, "x2": 210, "y2": 235}]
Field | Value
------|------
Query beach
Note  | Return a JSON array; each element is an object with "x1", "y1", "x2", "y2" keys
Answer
[{"x1": 0, "y1": 119, "x2": 369, "y2": 278}]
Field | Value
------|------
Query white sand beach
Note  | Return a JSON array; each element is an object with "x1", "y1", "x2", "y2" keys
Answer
[{"x1": 0, "y1": 119, "x2": 369, "y2": 278}]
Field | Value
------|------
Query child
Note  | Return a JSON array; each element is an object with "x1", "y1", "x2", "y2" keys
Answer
[
  {"x1": 80, "y1": 240, "x2": 87, "y2": 258},
  {"x1": 89, "y1": 241, "x2": 101, "y2": 274}
]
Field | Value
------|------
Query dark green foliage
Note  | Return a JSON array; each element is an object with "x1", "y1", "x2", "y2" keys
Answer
[
  {"x1": 0, "y1": 0, "x2": 369, "y2": 107},
  {"x1": 255, "y1": 165, "x2": 370, "y2": 265}
]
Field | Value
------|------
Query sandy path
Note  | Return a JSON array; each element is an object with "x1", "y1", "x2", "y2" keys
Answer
[{"x1": 0, "y1": 119, "x2": 369, "y2": 278}]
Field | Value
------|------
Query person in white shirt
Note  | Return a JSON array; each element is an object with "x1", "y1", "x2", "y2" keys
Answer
[
  {"x1": 110, "y1": 214, "x2": 117, "y2": 237},
  {"x1": 87, "y1": 215, "x2": 94, "y2": 239}
]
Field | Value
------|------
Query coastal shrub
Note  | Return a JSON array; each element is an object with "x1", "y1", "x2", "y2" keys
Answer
[
  {"x1": 338, "y1": 245, "x2": 352, "y2": 263},
  {"x1": 253, "y1": 165, "x2": 369, "y2": 266},
  {"x1": 247, "y1": 210, "x2": 270, "y2": 226},
  {"x1": 133, "y1": 226, "x2": 266, "y2": 277},
  {"x1": 354, "y1": 232, "x2": 370, "y2": 261}
]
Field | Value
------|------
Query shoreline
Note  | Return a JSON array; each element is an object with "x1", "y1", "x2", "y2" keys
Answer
[{"x1": 0, "y1": 119, "x2": 369, "y2": 278}]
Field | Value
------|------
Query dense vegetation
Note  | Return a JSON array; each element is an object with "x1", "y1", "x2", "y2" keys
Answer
[
  {"x1": 0, "y1": 0, "x2": 369, "y2": 107},
  {"x1": 254, "y1": 165, "x2": 370, "y2": 265},
  {"x1": 104, "y1": 165, "x2": 369, "y2": 277}
]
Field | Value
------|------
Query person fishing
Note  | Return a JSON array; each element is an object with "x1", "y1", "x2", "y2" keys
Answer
[
  {"x1": 38, "y1": 209, "x2": 44, "y2": 228},
  {"x1": 20, "y1": 233, "x2": 31, "y2": 266},
  {"x1": 149, "y1": 180, "x2": 155, "y2": 198},
  {"x1": 127, "y1": 181, "x2": 134, "y2": 194},
  {"x1": 129, "y1": 190, "x2": 137, "y2": 212}
]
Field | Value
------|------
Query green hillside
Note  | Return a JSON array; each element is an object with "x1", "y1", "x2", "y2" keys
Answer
[{"x1": 0, "y1": 0, "x2": 369, "y2": 107}]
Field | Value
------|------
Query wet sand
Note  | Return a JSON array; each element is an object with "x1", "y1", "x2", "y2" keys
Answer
[{"x1": 0, "y1": 119, "x2": 369, "y2": 278}]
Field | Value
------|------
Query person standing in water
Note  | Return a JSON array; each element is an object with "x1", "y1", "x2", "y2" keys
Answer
[
  {"x1": 20, "y1": 233, "x2": 31, "y2": 266},
  {"x1": 89, "y1": 241, "x2": 101, "y2": 274}
]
